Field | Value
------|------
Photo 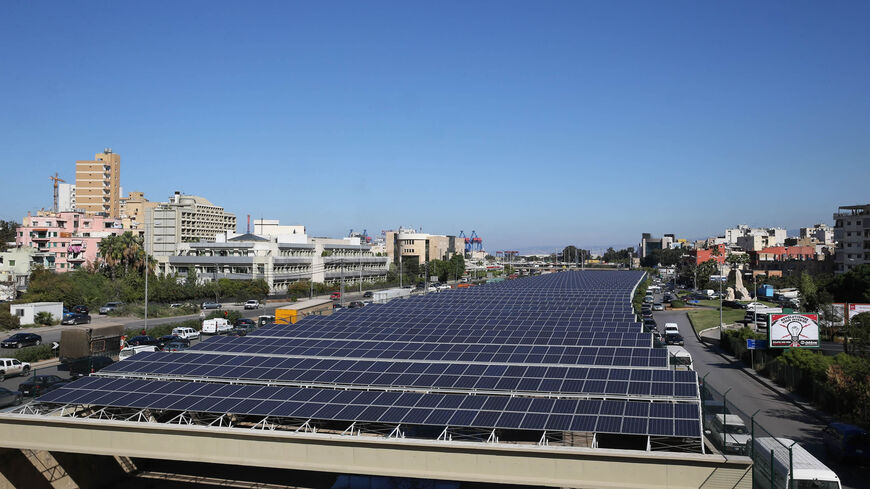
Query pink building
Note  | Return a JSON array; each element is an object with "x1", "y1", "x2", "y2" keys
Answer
[{"x1": 15, "y1": 211, "x2": 124, "y2": 272}]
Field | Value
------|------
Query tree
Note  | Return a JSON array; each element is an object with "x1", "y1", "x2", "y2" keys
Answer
[
  {"x1": 798, "y1": 272, "x2": 819, "y2": 312},
  {"x1": 826, "y1": 264, "x2": 870, "y2": 303},
  {"x1": 97, "y1": 232, "x2": 151, "y2": 279},
  {"x1": 845, "y1": 312, "x2": 870, "y2": 356},
  {"x1": 0, "y1": 220, "x2": 18, "y2": 252}
]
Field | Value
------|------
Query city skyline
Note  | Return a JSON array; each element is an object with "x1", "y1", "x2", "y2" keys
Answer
[{"x1": 1, "y1": 2, "x2": 868, "y2": 250}]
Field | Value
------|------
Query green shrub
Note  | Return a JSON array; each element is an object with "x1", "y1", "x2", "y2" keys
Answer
[
  {"x1": 13, "y1": 344, "x2": 56, "y2": 363},
  {"x1": 0, "y1": 306, "x2": 20, "y2": 331},
  {"x1": 33, "y1": 311, "x2": 55, "y2": 326},
  {"x1": 670, "y1": 300, "x2": 686, "y2": 308}
]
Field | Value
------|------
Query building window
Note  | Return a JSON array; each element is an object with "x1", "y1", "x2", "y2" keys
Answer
[{"x1": 9, "y1": 260, "x2": 15, "y2": 266}]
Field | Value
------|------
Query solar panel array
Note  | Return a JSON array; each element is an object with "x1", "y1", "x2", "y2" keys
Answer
[{"x1": 37, "y1": 271, "x2": 703, "y2": 441}]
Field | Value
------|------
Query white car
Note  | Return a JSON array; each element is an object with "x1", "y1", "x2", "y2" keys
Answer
[
  {"x1": 436, "y1": 284, "x2": 451, "y2": 291},
  {"x1": 244, "y1": 300, "x2": 261, "y2": 310},
  {"x1": 171, "y1": 327, "x2": 200, "y2": 340},
  {"x1": 0, "y1": 358, "x2": 31, "y2": 381},
  {"x1": 664, "y1": 322, "x2": 680, "y2": 336},
  {"x1": 744, "y1": 302, "x2": 766, "y2": 311}
]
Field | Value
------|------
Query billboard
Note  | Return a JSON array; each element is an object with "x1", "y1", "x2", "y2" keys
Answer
[
  {"x1": 847, "y1": 303, "x2": 870, "y2": 321},
  {"x1": 769, "y1": 314, "x2": 819, "y2": 348}
]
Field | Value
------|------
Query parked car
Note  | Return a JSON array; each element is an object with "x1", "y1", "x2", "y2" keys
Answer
[
  {"x1": 126, "y1": 335, "x2": 162, "y2": 348},
  {"x1": 706, "y1": 414, "x2": 750, "y2": 455},
  {"x1": 18, "y1": 375, "x2": 71, "y2": 397},
  {"x1": 642, "y1": 319, "x2": 657, "y2": 332},
  {"x1": 227, "y1": 328, "x2": 248, "y2": 337},
  {"x1": 362, "y1": 291, "x2": 373, "y2": 298},
  {"x1": 330, "y1": 292, "x2": 341, "y2": 300},
  {"x1": 347, "y1": 301, "x2": 365, "y2": 308},
  {"x1": 61, "y1": 312, "x2": 91, "y2": 325},
  {"x1": 158, "y1": 335, "x2": 191, "y2": 347},
  {"x1": 823, "y1": 422, "x2": 870, "y2": 463},
  {"x1": 164, "y1": 341, "x2": 189, "y2": 352},
  {"x1": 721, "y1": 300, "x2": 743, "y2": 309},
  {"x1": 0, "y1": 387, "x2": 22, "y2": 407},
  {"x1": 71, "y1": 305, "x2": 89, "y2": 314},
  {"x1": 244, "y1": 300, "x2": 261, "y2": 310},
  {"x1": 119, "y1": 345, "x2": 159, "y2": 360},
  {"x1": 234, "y1": 318, "x2": 256, "y2": 328},
  {"x1": 652, "y1": 303, "x2": 664, "y2": 311},
  {"x1": 99, "y1": 302, "x2": 123, "y2": 314},
  {"x1": 201, "y1": 302, "x2": 222, "y2": 310},
  {"x1": 0, "y1": 358, "x2": 31, "y2": 381},
  {"x1": 171, "y1": 327, "x2": 200, "y2": 340},
  {"x1": 1, "y1": 333, "x2": 42, "y2": 349}
]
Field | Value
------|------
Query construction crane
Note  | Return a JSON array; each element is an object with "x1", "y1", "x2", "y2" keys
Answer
[
  {"x1": 50, "y1": 172, "x2": 65, "y2": 212},
  {"x1": 459, "y1": 230, "x2": 470, "y2": 256}
]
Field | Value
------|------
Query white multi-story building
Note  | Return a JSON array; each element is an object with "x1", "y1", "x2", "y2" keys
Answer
[
  {"x1": 154, "y1": 229, "x2": 389, "y2": 295},
  {"x1": 725, "y1": 225, "x2": 787, "y2": 247},
  {"x1": 58, "y1": 183, "x2": 76, "y2": 212},
  {"x1": 800, "y1": 224, "x2": 834, "y2": 245},
  {"x1": 144, "y1": 192, "x2": 237, "y2": 256},
  {"x1": 833, "y1": 204, "x2": 870, "y2": 274}
]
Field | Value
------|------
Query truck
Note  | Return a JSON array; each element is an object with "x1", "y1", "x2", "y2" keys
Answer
[
  {"x1": 275, "y1": 299, "x2": 334, "y2": 325},
  {"x1": 372, "y1": 288, "x2": 412, "y2": 304},
  {"x1": 58, "y1": 324, "x2": 124, "y2": 378},
  {"x1": 752, "y1": 437, "x2": 841, "y2": 489}
]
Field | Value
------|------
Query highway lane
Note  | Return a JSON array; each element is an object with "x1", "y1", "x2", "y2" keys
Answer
[{"x1": 655, "y1": 309, "x2": 867, "y2": 488}]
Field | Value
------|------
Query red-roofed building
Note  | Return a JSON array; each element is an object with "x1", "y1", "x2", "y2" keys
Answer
[
  {"x1": 757, "y1": 246, "x2": 816, "y2": 262},
  {"x1": 692, "y1": 244, "x2": 727, "y2": 265}
]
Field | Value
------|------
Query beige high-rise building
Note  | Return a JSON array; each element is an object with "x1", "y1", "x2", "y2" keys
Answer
[{"x1": 75, "y1": 148, "x2": 121, "y2": 217}]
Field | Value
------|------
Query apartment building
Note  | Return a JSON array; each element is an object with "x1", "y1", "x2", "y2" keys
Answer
[
  {"x1": 800, "y1": 223, "x2": 834, "y2": 245},
  {"x1": 144, "y1": 192, "x2": 237, "y2": 256},
  {"x1": 724, "y1": 225, "x2": 786, "y2": 247},
  {"x1": 384, "y1": 228, "x2": 460, "y2": 266},
  {"x1": 58, "y1": 183, "x2": 76, "y2": 212},
  {"x1": 15, "y1": 211, "x2": 124, "y2": 271},
  {"x1": 639, "y1": 233, "x2": 675, "y2": 259},
  {"x1": 155, "y1": 234, "x2": 388, "y2": 295},
  {"x1": 119, "y1": 191, "x2": 158, "y2": 233},
  {"x1": 833, "y1": 204, "x2": 870, "y2": 274},
  {"x1": 75, "y1": 149, "x2": 121, "y2": 217}
]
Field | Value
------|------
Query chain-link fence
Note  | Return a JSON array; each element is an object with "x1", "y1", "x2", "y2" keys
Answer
[{"x1": 700, "y1": 376, "x2": 841, "y2": 489}]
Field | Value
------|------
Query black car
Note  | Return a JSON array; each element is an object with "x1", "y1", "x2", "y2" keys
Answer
[
  {"x1": 347, "y1": 301, "x2": 365, "y2": 309},
  {"x1": 0, "y1": 387, "x2": 22, "y2": 407},
  {"x1": 235, "y1": 318, "x2": 256, "y2": 327},
  {"x1": 18, "y1": 375, "x2": 70, "y2": 397},
  {"x1": 71, "y1": 305, "x2": 89, "y2": 314},
  {"x1": 61, "y1": 312, "x2": 91, "y2": 325},
  {"x1": 642, "y1": 319, "x2": 657, "y2": 332},
  {"x1": 126, "y1": 335, "x2": 162, "y2": 348},
  {"x1": 227, "y1": 328, "x2": 247, "y2": 337},
  {"x1": 1, "y1": 333, "x2": 42, "y2": 349},
  {"x1": 158, "y1": 335, "x2": 190, "y2": 347},
  {"x1": 362, "y1": 291, "x2": 373, "y2": 298},
  {"x1": 665, "y1": 333, "x2": 685, "y2": 346}
]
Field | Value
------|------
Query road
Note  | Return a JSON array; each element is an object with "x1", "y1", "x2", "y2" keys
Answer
[{"x1": 655, "y1": 308, "x2": 867, "y2": 488}]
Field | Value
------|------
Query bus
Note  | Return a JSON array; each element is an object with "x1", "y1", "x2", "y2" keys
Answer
[
  {"x1": 753, "y1": 437, "x2": 841, "y2": 489},
  {"x1": 666, "y1": 346, "x2": 693, "y2": 371}
]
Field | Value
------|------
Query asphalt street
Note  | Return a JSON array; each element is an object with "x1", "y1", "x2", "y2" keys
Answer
[{"x1": 655, "y1": 308, "x2": 867, "y2": 488}]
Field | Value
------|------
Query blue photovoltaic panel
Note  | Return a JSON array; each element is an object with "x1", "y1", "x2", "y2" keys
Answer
[{"x1": 62, "y1": 271, "x2": 702, "y2": 439}]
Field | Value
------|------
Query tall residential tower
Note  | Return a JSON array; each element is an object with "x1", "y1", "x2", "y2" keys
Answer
[{"x1": 75, "y1": 148, "x2": 121, "y2": 217}]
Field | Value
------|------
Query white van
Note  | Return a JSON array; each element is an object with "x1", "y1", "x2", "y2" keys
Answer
[
  {"x1": 119, "y1": 345, "x2": 158, "y2": 361},
  {"x1": 666, "y1": 346, "x2": 693, "y2": 371},
  {"x1": 201, "y1": 318, "x2": 232, "y2": 335},
  {"x1": 753, "y1": 437, "x2": 841, "y2": 489},
  {"x1": 706, "y1": 413, "x2": 750, "y2": 455},
  {"x1": 171, "y1": 327, "x2": 200, "y2": 340}
]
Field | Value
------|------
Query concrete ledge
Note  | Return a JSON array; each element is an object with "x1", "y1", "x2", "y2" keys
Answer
[{"x1": 0, "y1": 414, "x2": 752, "y2": 489}]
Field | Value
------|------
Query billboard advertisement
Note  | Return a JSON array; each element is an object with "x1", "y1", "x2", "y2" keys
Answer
[
  {"x1": 847, "y1": 303, "x2": 870, "y2": 321},
  {"x1": 769, "y1": 314, "x2": 819, "y2": 348}
]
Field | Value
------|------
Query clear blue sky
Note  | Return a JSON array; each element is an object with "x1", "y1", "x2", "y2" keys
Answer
[{"x1": 1, "y1": 1, "x2": 868, "y2": 252}]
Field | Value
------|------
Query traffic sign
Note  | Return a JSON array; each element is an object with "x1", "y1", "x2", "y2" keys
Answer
[{"x1": 746, "y1": 339, "x2": 764, "y2": 350}]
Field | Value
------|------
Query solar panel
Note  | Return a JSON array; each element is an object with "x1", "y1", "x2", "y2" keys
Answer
[{"x1": 42, "y1": 271, "x2": 702, "y2": 441}]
